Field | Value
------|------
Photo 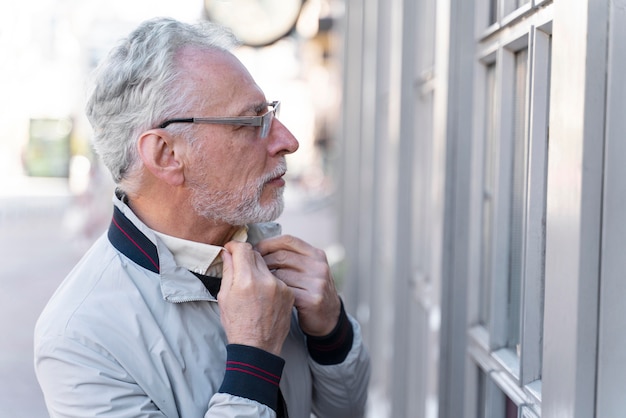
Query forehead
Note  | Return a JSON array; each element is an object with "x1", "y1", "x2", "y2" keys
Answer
[{"x1": 176, "y1": 46, "x2": 265, "y2": 110}]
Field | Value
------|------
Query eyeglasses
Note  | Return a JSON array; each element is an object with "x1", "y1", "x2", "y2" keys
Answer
[{"x1": 157, "y1": 101, "x2": 280, "y2": 139}]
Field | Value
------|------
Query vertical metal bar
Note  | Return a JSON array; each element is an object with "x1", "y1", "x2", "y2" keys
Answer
[
  {"x1": 542, "y1": 0, "x2": 608, "y2": 416},
  {"x1": 337, "y1": 0, "x2": 365, "y2": 314},
  {"x1": 489, "y1": 47, "x2": 515, "y2": 351},
  {"x1": 390, "y1": 0, "x2": 418, "y2": 414},
  {"x1": 596, "y1": 0, "x2": 626, "y2": 415},
  {"x1": 519, "y1": 26, "x2": 550, "y2": 386}
]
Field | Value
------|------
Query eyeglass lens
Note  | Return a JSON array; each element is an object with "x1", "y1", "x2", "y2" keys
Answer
[{"x1": 260, "y1": 102, "x2": 280, "y2": 138}]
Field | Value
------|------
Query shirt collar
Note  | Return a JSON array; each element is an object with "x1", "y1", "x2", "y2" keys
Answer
[
  {"x1": 153, "y1": 227, "x2": 248, "y2": 277},
  {"x1": 110, "y1": 190, "x2": 282, "y2": 300}
]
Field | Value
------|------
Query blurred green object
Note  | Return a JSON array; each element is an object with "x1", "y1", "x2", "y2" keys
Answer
[{"x1": 23, "y1": 118, "x2": 72, "y2": 177}]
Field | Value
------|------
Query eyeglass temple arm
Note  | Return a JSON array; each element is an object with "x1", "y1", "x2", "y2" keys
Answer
[
  {"x1": 158, "y1": 102, "x2": 277, "y2": 129},
  {"x1": 159, "y1": 116, "x2": 264, "y2": 129}
]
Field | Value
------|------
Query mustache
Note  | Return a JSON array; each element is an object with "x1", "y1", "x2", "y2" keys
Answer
[{"x1": 260, "y1": 159, "x2": 287, "y2": 185}]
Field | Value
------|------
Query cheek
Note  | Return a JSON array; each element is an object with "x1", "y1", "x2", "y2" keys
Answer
[
  {"x1": 226, "y1": 143, "x2": 268, "y2": 178},
  {"x1": 185, "y1": 148, "x2": 224, "y2": 189},
  {"x1": 191, "y1": 132, "x2": 269, "y2": 185}
]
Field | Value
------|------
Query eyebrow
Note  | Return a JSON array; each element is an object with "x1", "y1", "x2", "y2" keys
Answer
[{"x1": 212, "y1": 100, "x2": 269, "y2": 117}]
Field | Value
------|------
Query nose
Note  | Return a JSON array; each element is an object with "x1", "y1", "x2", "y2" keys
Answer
[{"x1": 268, "y1": 119, "x2": 299, "y2": 156}]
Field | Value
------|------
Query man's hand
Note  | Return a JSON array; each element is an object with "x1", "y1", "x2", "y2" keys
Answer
[
  {"x1": 218, "y1": 241, "x2": 295, "y2": 356},
  {"x1": 256, "y1": 235, "x2": 341, "y2": 337}
]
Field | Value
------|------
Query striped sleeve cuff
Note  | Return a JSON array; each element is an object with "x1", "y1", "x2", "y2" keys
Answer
[
  {"x1": 218, "y1": 344, "x2": 285, "y2": 412},
  {"x1": 305, "y1": 301, "x2": 354, "y2": 365}
]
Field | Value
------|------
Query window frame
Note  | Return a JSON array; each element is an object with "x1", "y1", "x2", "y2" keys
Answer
[{"x1": 467, "y1": 4, "x2": 553, "y2": 416}]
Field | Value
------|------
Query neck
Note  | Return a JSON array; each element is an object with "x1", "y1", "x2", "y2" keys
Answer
[{"x1": 123, "y1": 190, "x2": 241, "y2": 246}]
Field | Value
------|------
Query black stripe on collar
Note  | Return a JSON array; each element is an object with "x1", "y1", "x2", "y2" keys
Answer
[
  {"x1": 107, "y1": 205, "x2": 222, "y2": 297},
  {"x1": 108, "y1": 206, "x2": 160, "y2": 274}
]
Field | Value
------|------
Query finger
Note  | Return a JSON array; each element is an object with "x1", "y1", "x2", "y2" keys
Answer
[
  {"x1": 255, "y1": 235, "x2": 312, "y2": 257},
  {"x1": 221, "y1": 248, "x2": 233, "y2": 280},
  {"x1": 286, "y1": 286, "x2": 309, "y2": 306},
  {"x1": 253, "y1": 248, "x2": 272, "y2": 272},
  {"x1": 223, "y1": 242, "x2": 257, "y2": 283},
  {"x1": 271, "y1": 268, "x2": 308, "y2": 290},
  {"x1": 224, "y1": 240, "x2": 253, "y2": 256},
  {"x1": 262, "y1": 250, "x2": 308, "y2": 273}
]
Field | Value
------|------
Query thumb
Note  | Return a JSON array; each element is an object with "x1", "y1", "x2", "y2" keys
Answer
[{"x1": 219, "y1": 249, "x2": 233, "y2": 292}]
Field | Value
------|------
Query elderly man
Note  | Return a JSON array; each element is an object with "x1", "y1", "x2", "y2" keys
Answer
[{"x1": 34, "y1": 17, "x2": 370, "y2": 418}]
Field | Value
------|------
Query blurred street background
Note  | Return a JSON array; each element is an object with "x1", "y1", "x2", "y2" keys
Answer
[{"x1": 0, "y1": 0, "x2": 343, "y2": 416}]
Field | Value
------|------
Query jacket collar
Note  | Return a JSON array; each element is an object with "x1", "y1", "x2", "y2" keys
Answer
[
  {"x1": 108, "y1": 194, "x2": 215, "y2": 303},
  {"x1": 107, "y1": 193, "x2": 283, "y2": 303}
]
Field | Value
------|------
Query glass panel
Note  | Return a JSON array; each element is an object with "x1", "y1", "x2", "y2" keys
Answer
[
  {"x1": 477, "y1": 367, "x2": 519, "y2": 418},
  {"x1": 507, "y1": 48, "x2": 529, "y2": 354},
  {"x1": 506, "y1": 395, "x2": 519, "y2": 418},
  {"x1": 477, "y1": 368, "x2": 487, "y2": 418},
  {"x1": 503, "y1": 0, "x2": 530, "y2": 18},
  {"x1": 489, "y1": 0, "x2": 499, "y2": 25},
  {"x1": 480, "y1": 63, "x2": 498, "y2": 326}
]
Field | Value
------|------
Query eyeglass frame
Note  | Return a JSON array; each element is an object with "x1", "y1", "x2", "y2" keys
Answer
[{"x1": 157, "y1": 101, "x2": 280, "y2": 139}]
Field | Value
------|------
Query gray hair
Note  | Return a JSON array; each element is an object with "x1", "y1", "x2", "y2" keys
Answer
[{"x1": 85, "y1": 17, "x2": 238, "y2": 184}]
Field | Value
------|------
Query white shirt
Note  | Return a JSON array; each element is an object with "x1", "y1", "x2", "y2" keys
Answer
[{"x1": 153, "y1": 227, "x2": 248, "y2": 277}]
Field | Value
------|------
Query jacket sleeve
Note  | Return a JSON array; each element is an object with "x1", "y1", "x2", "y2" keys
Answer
[
  {"x1": 35, "y1": 336, "x2": 281, "y2": 418},
  {"x1": 35, "y1": 335, "x2": 169, "y2": 417},
  {"x1": 306, "y1": 308, "x2": 371, "y2": 418},
  {"x1": 208, "y1": 344, "x2": 285, "y2": 418}
]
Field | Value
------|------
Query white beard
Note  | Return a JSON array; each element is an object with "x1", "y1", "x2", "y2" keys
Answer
[{"x1": 189, "y1": 160, "x2": 286, "y2": 226}]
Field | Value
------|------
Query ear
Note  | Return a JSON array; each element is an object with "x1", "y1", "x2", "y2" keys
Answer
[{"x1": 137, "y1": 130, "x2": 185, "y2": 187}]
